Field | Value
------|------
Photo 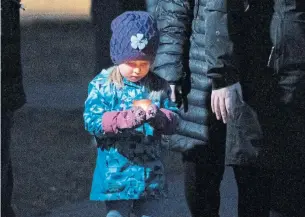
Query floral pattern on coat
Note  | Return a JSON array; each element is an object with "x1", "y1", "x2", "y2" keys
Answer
[{"x1": 84, "y1": 67, "x2": 178, "y2": 201}]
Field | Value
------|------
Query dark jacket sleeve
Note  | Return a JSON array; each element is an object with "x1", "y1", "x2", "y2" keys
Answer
[
  {"x1": 205, "y1": 0, "x2": 246, "y2": 89},
  {"x1": 153, "y1": 0, "x2": 191, "y2": 83},
  {"x1": 145, "y1": 0, "x2": 159, "y2": 17}
]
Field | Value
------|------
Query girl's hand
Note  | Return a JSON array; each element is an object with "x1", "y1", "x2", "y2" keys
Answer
[
  {"x1": 146, "y1": 104, "x2": 158, "y2": 121},
  {"x1": 130, "y1": 106, "x2": 146, "y2": 126},
  {"x1": 146, "y1": 105, "x2": 178, "y2": 135},
  {"x1": 102, "y1": 107, "x2": 146, "y2": 134}
]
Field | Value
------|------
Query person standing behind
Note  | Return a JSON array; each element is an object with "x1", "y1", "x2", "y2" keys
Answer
[
  {"x1": 266, "y1": 1, "x2": 305, "y2": 216},
  {"x1": 207, "y1": 0, "x2": 305, "y2": 216},
  {"x1": 1, "y1": 0, "x2": 26, "y2": 216},
  {"x1": 151, "y1": 1, "x2": 269, "y2": 217}
]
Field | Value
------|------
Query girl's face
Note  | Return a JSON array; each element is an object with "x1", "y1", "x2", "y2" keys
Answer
[{"x1": 118, "y1": 60, "x2": 150, "y2": 82}]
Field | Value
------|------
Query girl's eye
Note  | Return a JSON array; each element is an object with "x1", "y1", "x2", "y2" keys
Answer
[
  {"x1": 127, "y1": 62, "x2": 137, "y2": 67},
  {"x1": 139, "y1": 63, "x2": 149, "y2": 68},
  {"x1": 126, "y1": 62, "x2": 149, "y2": 68}
]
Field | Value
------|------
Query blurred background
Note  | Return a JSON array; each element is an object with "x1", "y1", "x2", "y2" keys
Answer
[
  {"x1": 21, "y1": 0, "x2": 90, "y2": 18},
  {"x1": 13, "y1": 1, "x2": 95, "y2": 216}
]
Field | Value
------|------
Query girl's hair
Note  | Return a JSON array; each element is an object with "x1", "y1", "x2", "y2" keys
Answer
[
  {"x1": 106, "y1": 66, "x2": 167, "y2": 100},
  {"x1": 107, "y1": 66, "x2": 124, "y2": 88}
]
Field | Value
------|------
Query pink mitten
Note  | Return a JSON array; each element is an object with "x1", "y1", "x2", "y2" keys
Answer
[
  {"x1": 146, "y1": 104, "x2": 158, "y2": 121},
  {"x1": 102, "y1": 107, "x2": 146, "y2": 134},
  {"x1": 146, "y1": 105, "x2": 178, "y2": 135}
]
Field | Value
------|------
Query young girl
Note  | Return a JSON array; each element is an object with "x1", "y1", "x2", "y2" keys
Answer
[{"x1": 83, "y1": 11, "x2": 179, "y2": 217}]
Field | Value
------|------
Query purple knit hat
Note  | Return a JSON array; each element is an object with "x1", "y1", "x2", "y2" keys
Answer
[{"x1": 110, "y1": 11, "x2": 159, "y2": 65}]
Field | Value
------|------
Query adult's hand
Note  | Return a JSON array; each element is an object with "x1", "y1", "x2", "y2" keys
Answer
[{"x1": 211, "y1": 82, "x2": 242, "y2": 124}]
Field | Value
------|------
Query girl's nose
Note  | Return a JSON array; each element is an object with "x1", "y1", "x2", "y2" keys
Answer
[{"x1": 133, "y1": 68, "x2": 140, "y2": 74}]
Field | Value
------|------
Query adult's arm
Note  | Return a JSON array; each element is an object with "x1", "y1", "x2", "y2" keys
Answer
[
  {"x1": 153, "y1": 0, "x2": 191, "y2": 83},
  {"x1": 205, "y1": 0, "x2": 247, "y2": 89}
]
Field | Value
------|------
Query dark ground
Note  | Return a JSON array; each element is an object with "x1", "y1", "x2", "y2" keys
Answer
[
  {"x1": 11, "y1": 107, "x2": 93, "y2": 216},
  {"x1": 11, "y1": 20, "x2": 97, "y2": 216}
]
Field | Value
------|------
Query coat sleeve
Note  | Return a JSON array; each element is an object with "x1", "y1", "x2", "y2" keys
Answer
[
  {"x1": 205, "y1": 0, "x2": 246, "y2": 89},
  {"x1": 153, "y1": 0, "x2": 191, "y2": 83},
  {"x1": 83, "y1": 81, "x2": 110, "y2": 138},
  {"x1": 146, "y1": 0, "x2": 159, "y2": 17}
]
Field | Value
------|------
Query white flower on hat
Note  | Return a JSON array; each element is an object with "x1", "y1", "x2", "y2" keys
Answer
[{"x1": 130, "y1": 33, "x2": 148, "y2": 50}]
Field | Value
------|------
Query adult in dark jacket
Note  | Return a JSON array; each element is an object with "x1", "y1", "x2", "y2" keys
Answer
[
  {"x1": 204, "y1": 0, "x2": 305, "y2": 216},
  {"x1": 152, "y1": 1, "x2": 270, "y2": 217},
  {"x1": 154, "y1": 0, "x2": 305, "y2": 216},
  {"x1": 258, "y1": 1, "x2": 305, "y2": 216},
  {"x1": 1, "y1": 0, "x2": 26, "y2": 216}
]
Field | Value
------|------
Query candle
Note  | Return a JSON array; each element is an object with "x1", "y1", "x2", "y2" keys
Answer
[{"x1": 133, "y1": 99, "x2": 152, "y2": 111}]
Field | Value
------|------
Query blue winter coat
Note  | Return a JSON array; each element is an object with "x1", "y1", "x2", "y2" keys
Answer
[{"x1": 84, "y1": 67, "x2": 177, "y2": 201}]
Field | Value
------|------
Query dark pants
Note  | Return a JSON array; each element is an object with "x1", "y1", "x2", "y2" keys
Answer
[
  {"x1": 233, "y1": 167, "x2": 271, "y2": 217},
  {"x1": 183, "y1": 161, "x2": 223, "y2": 217},
  {"x1": 182, "y1": 120, "x2": 270, "y2": 217},
  {"x1": 1, "y1": 110, "x2": 15, "y2": 217},
  {"x1": 183, "y1": 157, "x2": 305, "y2": 217},
  {"x1": 183, "y1": 162, "x2": 271, "y2": 217},
  {"x1": 182, "y1": 120, "x2": 225, "y2": 217}
]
